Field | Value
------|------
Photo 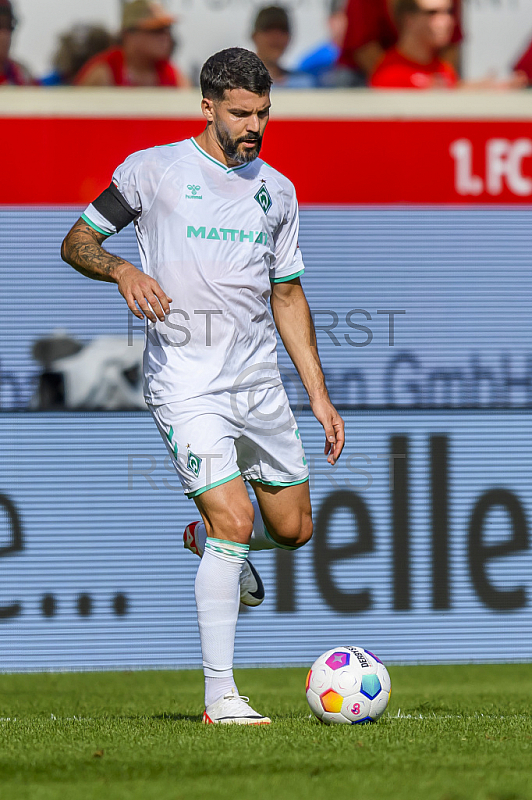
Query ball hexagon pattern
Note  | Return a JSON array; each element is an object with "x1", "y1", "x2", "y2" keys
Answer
[
  {"x1": 325, "y1": 651, "x2": 350, "y2": 670},
  {"x1": 320, "y1": 689, "x2": 344, "y2": 714},
  {"x1": 308, "y1": 666, "x2": 328, "y2": 694},
  {"x1": 341, "y1": 693, "x2": 372, "y2": 723},
  {"x1": 306, "y1": 686, "x2": 324, "y2": 719},
  {"x1": 332, "y1": 667, "x2": 359, "y2": 695},
  {"x1": 377, "y1": 662, "x2": 392, "y2": 694},
  {"x1": 360, "y1": 674, "x2": 381, "y2": 700},
  {"x1": 305, "y1": 646, "x2": 391, "y2": 725}
]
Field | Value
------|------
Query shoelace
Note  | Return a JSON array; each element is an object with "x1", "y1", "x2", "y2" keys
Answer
[{"x1": 223, "y1": 693, "x2": 254, "y2": 713}]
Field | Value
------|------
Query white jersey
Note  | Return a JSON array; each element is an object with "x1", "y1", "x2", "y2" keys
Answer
[{"x1": 82, "y1": 138, "x2": 305, "y2": 405}]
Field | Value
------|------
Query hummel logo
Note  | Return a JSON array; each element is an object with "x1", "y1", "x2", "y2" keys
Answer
[{"x1": 186, "y1": 184, "x2": 202, "y2": 200}]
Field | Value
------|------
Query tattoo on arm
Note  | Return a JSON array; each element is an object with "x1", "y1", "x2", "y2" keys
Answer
[{"x1": 61, "y1": 219, "x2": 131, "y2": 284}]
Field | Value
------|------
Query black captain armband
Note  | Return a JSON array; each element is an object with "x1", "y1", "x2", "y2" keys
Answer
[{"x1": 92, "y1": 182, "x2": 139, "y2": 233}]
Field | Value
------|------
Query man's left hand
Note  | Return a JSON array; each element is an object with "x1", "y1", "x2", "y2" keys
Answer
[{"x1": 310, "y1": 397, "x2": 345, "y2": 465}]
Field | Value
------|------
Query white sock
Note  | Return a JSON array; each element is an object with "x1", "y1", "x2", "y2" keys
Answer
[
  {"x1": 195, "y1": 537, "x2": 249, "y2": 708},
  {"x1": 192, "y1": 500, "x2": 297, "y2": 555},
  {"x1": 204, "y1": 674, "x2": 235, "y2": 706}
]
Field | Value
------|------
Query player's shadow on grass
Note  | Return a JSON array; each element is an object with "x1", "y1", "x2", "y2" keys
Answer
[{"x1": 153, "y1": 712, "x2": 203, "y2": 722}]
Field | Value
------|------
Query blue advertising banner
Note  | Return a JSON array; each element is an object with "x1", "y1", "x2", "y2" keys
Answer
[
  {"x1": 1, "y1": 207, "x2": 532, "y2": 410},
  {"x1": 0, "y1": 411, "x2": 530, "y2": 671},
  {"x1": 1, "y1": 206, "x2": 531, "y2": 670}
]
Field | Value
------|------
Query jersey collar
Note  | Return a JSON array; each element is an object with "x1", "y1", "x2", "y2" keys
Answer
[{"x1": 190, "y1": 137, "x2": 252, "y2": 174}]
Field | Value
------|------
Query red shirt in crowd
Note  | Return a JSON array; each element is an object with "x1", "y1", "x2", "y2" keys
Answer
[
  {"x1": 74, "y1": 46, "x2": 185, "y2": 87},
  {"x1": 338, "y1": 0, "x2": 462, "y2": 70},
  {"x1": 514, "y1": 38, "x2": 532, "y2": 82},
  {"x1": 0, "y1": 58, "x2": 35, "y2": 85},
  {"x1": 370, "y1": 46, "x2": 458, "y2": 88}
]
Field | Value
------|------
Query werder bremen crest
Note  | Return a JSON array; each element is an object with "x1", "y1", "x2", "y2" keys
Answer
[
  {"x1": 254, "y1": 184, "x2": 272, "y2": 214},
  {"x1": 187, "y1": 448, "x2": 202, "y2": 477}
]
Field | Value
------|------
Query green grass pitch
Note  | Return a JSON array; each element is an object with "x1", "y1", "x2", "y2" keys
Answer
[{"x1": 1, "y1": 664, "x2": 531, "y2": 800}]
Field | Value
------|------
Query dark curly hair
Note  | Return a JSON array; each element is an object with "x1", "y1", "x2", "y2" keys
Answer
[{"x1": 200, "y1": 48, "x2": 272, "y2": 102}]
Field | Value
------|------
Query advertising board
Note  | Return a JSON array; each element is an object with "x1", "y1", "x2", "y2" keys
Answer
[
  {"x1": 1, "y1": 411, "x2": 530, "y2": 670},
  {"x1": 1, "y1": 93, "x2": 531, "y2": 668}
]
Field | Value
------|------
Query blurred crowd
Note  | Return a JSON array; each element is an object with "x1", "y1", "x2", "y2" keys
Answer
[{"x1": 1, "y1": 0, "x2": 531, "y2": 90}]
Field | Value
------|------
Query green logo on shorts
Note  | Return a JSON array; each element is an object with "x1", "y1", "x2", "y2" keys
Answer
[
  {"x1": 166, "y1": 426, "x2": 178, "y2": 460},
  {"x1": 187, "y1": 449, "x2": 202, "y2": 477},
  {"x1": 295, "y1": 427, "x2": 307, "y2": 466},
  {"x1": 254, "y1": 184, "x2": 272, "y2": 215}
]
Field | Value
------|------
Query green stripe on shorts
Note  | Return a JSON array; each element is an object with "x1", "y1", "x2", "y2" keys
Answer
[
  {"x1": 185, "y1": 471, "x2": 241, "y2": 499},
  {"x1": 250, "y1": 476, "x2": 309, "y2": 488}
]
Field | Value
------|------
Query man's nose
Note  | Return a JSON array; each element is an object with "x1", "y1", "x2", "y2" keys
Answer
[{"x1": 247, "y1": 115, "x2": 260, "y2": 132}]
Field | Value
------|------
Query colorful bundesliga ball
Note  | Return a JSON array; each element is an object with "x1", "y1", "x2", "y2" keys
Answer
[{"x1": 306, "y1": 646, "x2": 391, "y2": 725}]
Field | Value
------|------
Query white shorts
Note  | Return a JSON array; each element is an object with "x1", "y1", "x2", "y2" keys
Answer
[{"x1": 148, "y1": 382, "x2": 309, "y2": 498}]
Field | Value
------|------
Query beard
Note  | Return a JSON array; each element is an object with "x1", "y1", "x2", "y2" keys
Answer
[{"x1": 214, "y1": 119, "x2": 263, "y2": 165}]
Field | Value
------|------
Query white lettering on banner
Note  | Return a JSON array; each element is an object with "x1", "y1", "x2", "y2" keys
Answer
[
  {"x1": 486, "y1": 139, "x2": 532, "y2": 196},
  {"x1": 450, "y1": 138, "x2": 532, "y2": 197},
  {"x1": 449, "y1": 139, "x2": 483, "y2": 196}
]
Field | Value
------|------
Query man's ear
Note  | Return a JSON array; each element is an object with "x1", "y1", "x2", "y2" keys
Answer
[{"x1": 201, "y1": 97, "x2": 215, "y2": 122}]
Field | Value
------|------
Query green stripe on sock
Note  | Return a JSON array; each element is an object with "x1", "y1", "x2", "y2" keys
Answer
[
  {"x1": 205, "y1": 537, "x2": 250, "y2": 561},
  {"x1": 207, "y1": 538, "x2": 249, "y2": 551}
]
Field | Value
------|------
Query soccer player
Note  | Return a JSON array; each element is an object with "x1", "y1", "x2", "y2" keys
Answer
[{"x1": 61, "y1": 47, "x2": 344, "y2": 725}]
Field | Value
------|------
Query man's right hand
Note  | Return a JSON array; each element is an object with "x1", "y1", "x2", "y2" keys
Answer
[
  {"x1": 115, "y1": 263, "x2": 173, "y2": 322},
  {"x1": 61, "y1": 218, "x2": 172, "y2": 322}
]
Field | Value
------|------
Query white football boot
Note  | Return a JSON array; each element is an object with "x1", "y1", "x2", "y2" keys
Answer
[
  {"x1": 183, "y1": 521, "x2": 265, "y2": 607},
  {"x1": 202, "y1": 687, "x2": 271, "y2": 725}
]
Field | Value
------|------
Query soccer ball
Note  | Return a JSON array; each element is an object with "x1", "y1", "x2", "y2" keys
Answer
[{"x1": 306, "y1": 646, "x2": 391, "y2": 725}]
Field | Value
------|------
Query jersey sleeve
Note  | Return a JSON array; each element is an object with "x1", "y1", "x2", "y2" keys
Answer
[
  {"x1": 269, "y1": 184, "x2": 305, "y2": 284},
  {"x1": 81, "y1": 153, "x2": 143, "y2": 237}
]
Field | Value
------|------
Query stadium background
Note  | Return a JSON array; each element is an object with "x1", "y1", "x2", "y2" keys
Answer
[
  {"x1": 9, "y1": 0, "x2": 532, "y2": 82},
  {"x1": 1, "y1": 89, "x2": 532, "y2": 670}
]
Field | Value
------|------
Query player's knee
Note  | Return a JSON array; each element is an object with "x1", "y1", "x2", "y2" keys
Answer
[
  {"x1": 297, "y1": 513, "x2": 313, "y2": 547},
  {"x1": 218, "y1": 511, "x2": 254, "y2": 545},
  {"x1": 277, "y1": 512, "x2": 313, "y2": 548}
]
